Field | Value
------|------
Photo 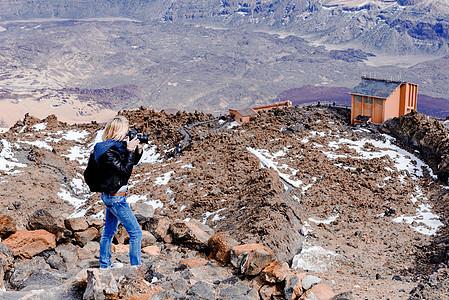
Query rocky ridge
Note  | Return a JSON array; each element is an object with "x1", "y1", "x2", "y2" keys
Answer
[{"x1": 0, "y1": 105, "x2": 448, "y2": 298}]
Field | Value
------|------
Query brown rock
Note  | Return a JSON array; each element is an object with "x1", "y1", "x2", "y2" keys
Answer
[
  {"x1": 259, "y1": 284, "x2": 282, "y2": 300},
  {"x1": 27, "y1": 209, "x2": 63, "y2": 234},
  {"x1": 3, "y1": 229, "x2": 56, "y2": 258},
  {"x1": 119, "y1": 276, "x2": 164, "y2": 300},
  {"x1": 231, "y1": 244, "x2": 275, "y2": 276},
  {"x1": 179, "y1": 257, "x2": 208, "y2": 268},
  {"x1": 114, "y1": 244, "x2": 129, "y2": 253},
  {"x1": 114, "y1": 224, "x2": 129, "y2": 244},
  {"x1": 64, "y1": 217, "x2": 89, "y2": 232},
  {"x1": 74, "y1": 227, "x2": 98, "y2": 247},
  {"x1": 208, "y1": 232, "x2": 239, "y2": 263},
  {"x1": 141, "y1": 245, "x2": 160, "y2": 255},
  {"x1": 261, "y1": 261, "x2": 294, "y2": 283},
  {"x1": 141, "y1": 230, "x2": 157, "y2": 248},
  {"x1": 144, "y1": 216, "x2": 171, "y2": 242},
  {"x1": 302, "y1": 283, "x2": 335, "y2": 300},
  {"x1": 78, "y1": 241, "x2": 100, "y2": 260},
  {"x1": 169, "y1": 219, "x2": 213, "y2": 251},
  {"x1": 87, "y1": 218, "x2": 103, "y2": 229},
  {"x1": 0, "y1": 215, "x2": 17, "y2": 239}
]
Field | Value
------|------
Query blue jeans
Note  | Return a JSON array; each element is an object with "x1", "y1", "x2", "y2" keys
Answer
[{"x1": 99, "y1": 193, "x2": 142, "y2": 268}]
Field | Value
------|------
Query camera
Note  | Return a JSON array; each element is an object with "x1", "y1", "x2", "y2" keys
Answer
[{"x1": 128, "y1": 129, "x2": 150, "y2": 144}]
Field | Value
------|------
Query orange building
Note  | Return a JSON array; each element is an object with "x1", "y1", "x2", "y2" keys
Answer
[
  {"x1": 350, "y1": 77, "x2": 418, "y2": 124},
  {"x1": 229, "y1": 101, "x2": 292, "y2": 125}
]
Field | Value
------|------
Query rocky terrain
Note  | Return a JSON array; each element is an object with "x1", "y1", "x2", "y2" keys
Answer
[
  {"x1": 1, "y1": 0, "x2": 449, "y2": 128},
  {"x1": 0, "y1": 105, "x2": 448, "y2": 299}
]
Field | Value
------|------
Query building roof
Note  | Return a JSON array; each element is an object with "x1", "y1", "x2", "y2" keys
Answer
[
  {"x1": 350, "y1": 77, "x2": 402, "y2": 99},
  {"x1": 232, "y1": 107, "x2": 257, "y2": 117}
]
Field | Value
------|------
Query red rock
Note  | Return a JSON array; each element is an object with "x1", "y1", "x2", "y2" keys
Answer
[
  {"x1": 179, "y1": 257, "x2": 208, "y2": 268},
  {"x1": 261, "y1": 261, "x2": 294, "y2": 283},
  {"x1": 302, "y1": 283, "x2": 335, "y2": 300},
  {"x1": 64, "y1": 217, "x2": 89, "y2": 232},
  {"x1": 208, "y1": 232, "x2": 239, "y2": 264},
  {"x1": 3, "y1": 229, "x2": 56, "y2": 258},
  {"x1": 0, "y1": 215, "x2": 17, "y2": 239},
  {"x1": 231, "y1": 244, "x2": 275, "y2": 276}
]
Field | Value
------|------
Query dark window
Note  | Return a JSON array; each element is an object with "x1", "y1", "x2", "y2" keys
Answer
[
  {"x1": 364, "y1": 97, "x2": 373, "y2": 104},
  {"x1": 374, "y1": 98, "x2": 383, "y2": 106},
  {"x1": 354, "y1": 95, "x2": 362, "y2": 103}
]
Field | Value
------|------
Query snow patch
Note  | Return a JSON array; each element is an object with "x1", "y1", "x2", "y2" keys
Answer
[
  {"x1": 32, "y1": 123, "x2": 47, "y2": 131},
  {"x1": 154, "y1": 171, "x2": 174, "y2": 185}
]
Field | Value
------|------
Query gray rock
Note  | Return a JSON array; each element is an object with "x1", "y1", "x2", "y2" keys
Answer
[
  {"x1": 219, "y1": 283, "x2": 250, "y2": 298},
  {"x1": 187, "y1": 281, "x2": 216, "y2": 300},
  {"x1": 149, "y1": 291, "x2": 187, "y2": 300},
  {"x1": 172, "y1": 277, "x2": 188, "y2": 294},
  {"x1": 9, "y1": 256, "x2": 51, "y2": 290},
  {"x1": 55, "y1": 243, "x2": 78, "y2": 269},
  {"x1": 47, "y1": 254, "x2": 66, "y2": 270},
  {"x1": 302, "y1": 275, "x2": 322, "y2": 291},
  {"x1": 133, "y1": 202, "x2": 155, "y2": 219}
]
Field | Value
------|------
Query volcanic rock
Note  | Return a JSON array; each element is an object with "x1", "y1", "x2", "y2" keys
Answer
[
  {"x1": 231, "y1": 244, "x2": 275, "y2": 276},
  {"x1": 208, "y1": 232, "x2": 239, "y2": 264},
  {"x1": 169, "y1": 219, "x2": 213, "y2": 251},
  {"x1": 0, "y1": 215, "x2": 17, "y2": 239},
  {"x1": 64, "y1": 217, "x2": 89, "y2": 232},
  {"x1": 3, "y1": 229, "x2": 56, "y2": 258},
  {"x1": 260, "y1": 261, "x2": 294, "y2": 283},
  {"x1": 74, "y1": 227, "x2": 98, "y2": 247}
]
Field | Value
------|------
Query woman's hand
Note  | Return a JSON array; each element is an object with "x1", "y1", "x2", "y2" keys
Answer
[
  {"x1": 137, "y1": 142, "x2": 145, "y2": 154},
  {"x1": 126, "y1": 136, "x2": 139, "y2": 152}
]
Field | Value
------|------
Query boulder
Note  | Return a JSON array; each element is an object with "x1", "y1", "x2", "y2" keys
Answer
[
  {"x1": 141, "y1": 230, "x2": 157, "y2": 248},
  {"x1": 301, "y1": 283, "x2": 335, "y2": 300},
  {"x1": 259, "y1": 284, "x2": 282, "y2": 300},
  {"x1": 9, "y1": 256, "x2": 51, "y2": 290},
  {"x1": 169, "y1": 219, "x2": 213, "y2": 251},
  {"x1": 284, "y1": 273, "x2": 306, "y2": 300},
  {"x1": 187, "y1": 281, "x2": 216, "y2": 300},
  {"x1": 142, "y1": 245, "x2": 160, "y2": 255},
  {"x1": 133, "y1": 202, "x2": 155, "y2": 220},
  {"x1": 75, "y1": 227, "x2": 99, "y2": 247},
  {"x1": 3, "y1": 229, "x2": 56, "y2": 258},
  {"x1": 260, "y1": 261, "x2": 294, "y2": 283},
  {"x1": 84, "y1": 269, "x2": 119, "y2": 300},
  {"x1": 302, "y1": 275, "x2": 322, "y2": 291},
  {"x1": 208, "y1": 232, "x2": 239, "y2": 264},
  {"x1": 55, "y1": 243, "x2": 79, "y2": 269},
  {"x1": 78, "y1": 241, "x2": 100, "y2": 260},
  {"x1": 113, "y1": 224, "x2": 129, "y2": 245},
  {"x1": 64, "y1": 217, "x2": 89, "y2": 232},
  {"x1": 0, "y1": 242, "x2": 14, "y2": 272},
  {"x1": 179, "y1": 257, "x2": 208, "y2": 268},
  {"x1": 230, "y1": 244, "x2": 275, "y2": 276},
  {"x1": 27, "y1": 209, "x2": 62, "y2": 234},
  {"x1": 143, "y1": 216, "x2": 171, "y2": 242},
  {"x1": 118, "y1": 275, "x2": 163, "y2": 300},
  {"x1": 0, "y1": 215, "x2": 17, "y2": 239}
]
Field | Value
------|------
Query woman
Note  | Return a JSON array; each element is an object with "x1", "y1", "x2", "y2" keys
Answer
[{"x1": 94, "y1": 115, "x2": 144, "y2": 269}]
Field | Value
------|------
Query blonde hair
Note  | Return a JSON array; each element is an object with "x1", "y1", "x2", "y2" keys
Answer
[{"x1": 102, "y1": 115, "x2": 129, "y2": 141}]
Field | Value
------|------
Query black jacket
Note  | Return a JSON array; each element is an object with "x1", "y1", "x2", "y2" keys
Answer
[{"x1": 98, "y1": 145, "x2": 142, "y2": 195}]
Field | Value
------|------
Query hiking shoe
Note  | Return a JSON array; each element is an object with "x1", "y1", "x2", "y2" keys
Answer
[{"x1": 100, "y1": 262, "x2": 123, "y2": 270}]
